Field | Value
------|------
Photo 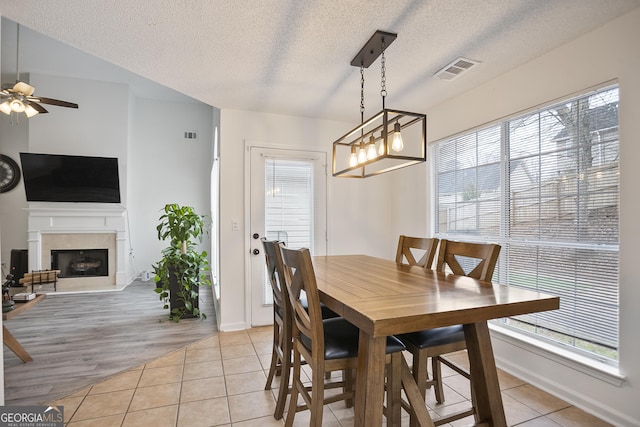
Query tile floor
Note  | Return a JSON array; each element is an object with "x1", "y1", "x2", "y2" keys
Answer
[{"x1": 49, "y1": 326, "x2": 613, "y2": 426}]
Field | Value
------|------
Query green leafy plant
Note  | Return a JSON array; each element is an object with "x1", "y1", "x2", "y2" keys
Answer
[{"x1": 153, "y1": 204, "x2": 210, "y2": 321}]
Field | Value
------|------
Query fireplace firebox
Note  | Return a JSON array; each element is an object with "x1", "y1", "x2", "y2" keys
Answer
[{"x1": 51, "y1": 249, "x2": 109, "y2": 278}]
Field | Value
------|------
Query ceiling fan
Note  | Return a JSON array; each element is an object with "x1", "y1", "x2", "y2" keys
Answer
[{"x1": 0, "y1": 23, "x2": 78, "y2": 119}]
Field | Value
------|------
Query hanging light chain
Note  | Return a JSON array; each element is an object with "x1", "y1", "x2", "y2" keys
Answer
[
  {"x1": 380, "y1": 38, "x2": 387, "y2": 109},
  {"x1": 360, "y1": 64, "x2": 365, "y2": 123}
]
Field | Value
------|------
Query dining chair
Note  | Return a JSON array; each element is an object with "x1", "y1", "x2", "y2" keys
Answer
[
  {"x1": 395, "y1": 235, "x2": 439, "y2": 268},
  {"x1": 279, "y1": 244, "x2": 407, "y2": 427},
  {"x1": 261, "y1": 239, "x2": 292, "y2": 420},
  {"x1": 398, "y1": 239, "x2": 501, "y2": 426},
  {"x1": 262, "y1": 239, "x2": 340, "y2": 419}
]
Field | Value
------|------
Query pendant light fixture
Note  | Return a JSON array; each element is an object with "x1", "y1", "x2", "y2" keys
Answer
[{"x1": 332, "y1": 30, "x2": 426, "y2": 178}]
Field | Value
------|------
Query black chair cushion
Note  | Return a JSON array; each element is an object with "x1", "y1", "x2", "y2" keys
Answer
[
  {"x1": 300, "y1": 293, "x2": 339, "y2": 319},
  {"x1": 398, "y1": 325, "x2": 465, "y2": 349},
  {"x1": 300, "y1": 318, "x2": 406, "y2": 360}
]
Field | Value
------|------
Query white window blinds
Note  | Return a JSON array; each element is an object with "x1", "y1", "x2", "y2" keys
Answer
[{"x1": 433, "y1": 85, "x2": 619, "y2": 363}]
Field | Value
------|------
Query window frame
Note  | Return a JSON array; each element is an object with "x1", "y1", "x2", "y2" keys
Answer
[{"x1": 431, "y1": 82, "x2": 620, "y2": 367}]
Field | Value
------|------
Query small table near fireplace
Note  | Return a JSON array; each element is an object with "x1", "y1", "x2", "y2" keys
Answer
[{"x1": 3, "y1": 294, "x2": 46, "y2": 363}]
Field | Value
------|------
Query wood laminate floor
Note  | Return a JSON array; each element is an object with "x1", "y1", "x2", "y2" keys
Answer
[{"x1": 2, "y1": 280, "x2": 217, "y2": 406}]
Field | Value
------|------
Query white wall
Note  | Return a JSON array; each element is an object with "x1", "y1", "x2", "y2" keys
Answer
[
  {"x1": 127, "y1": 97, "x2": 214, "y2": 279},
  {"x1": 217, "y1": 109, "x2": 396, "y2": 331},
  {"x1": 0, "y1": 73, "x2": 215, "y2": 285},
  {"x1": 420, "y1": 8, "x2": 640, "y2": 426}
]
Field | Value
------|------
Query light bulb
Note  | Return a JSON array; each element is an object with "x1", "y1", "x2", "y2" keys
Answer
[
  {"x1": 0, "y1": 101, "x2": 12, "y2": 115},
  {"x1": 25, "y1": 104, "x2": 40, "y2": 118},
  {"x1": 349, "y1": 146, "x2": 358, "y2": 167},
  {"x1": 366, "y1": 136, "x2": 377, "y2": 160},
  {"x1": 391, "y1": 121, "x2": 404, "y2": 152},
  {"x1": 357, "y1": 141, "x2": 367, "y2": 164},
  {"x1": 10, "y1": 99, "x2": 26, "y2": 113},
  {"x1": 378, "y1": 133, "x2": 386, "y2": 155}
]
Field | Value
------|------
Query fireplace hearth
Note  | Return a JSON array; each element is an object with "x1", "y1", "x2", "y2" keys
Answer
[{"x1": 52, "y1": 249, "x2": 109, "y2": 278}]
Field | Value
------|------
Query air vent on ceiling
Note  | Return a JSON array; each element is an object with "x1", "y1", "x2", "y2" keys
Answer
[{"x1": 435, "y1": 57, "x2": 480, "y2": 81}]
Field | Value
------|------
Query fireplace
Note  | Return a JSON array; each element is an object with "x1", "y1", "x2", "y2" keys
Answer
[
  {"x1": 26, "y1": 206, "x2": 128, "y2": 290},
  {"x1": 52, "y1": 249, "x2": 109, "y2": 278}
]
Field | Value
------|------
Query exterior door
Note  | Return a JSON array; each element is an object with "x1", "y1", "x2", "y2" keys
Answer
[{"x1": 249, "y1": 146, "x2": 327, "y2": 326}]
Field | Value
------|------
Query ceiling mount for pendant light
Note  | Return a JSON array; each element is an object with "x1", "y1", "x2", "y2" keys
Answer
[{"x1": 332, "y1": 30, "x2": 426, "y2": 178}]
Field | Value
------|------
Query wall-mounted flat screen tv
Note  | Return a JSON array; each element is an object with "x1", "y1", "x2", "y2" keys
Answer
[{"x1": 19, "y1": 152, "x2": 121, "y2": 203}]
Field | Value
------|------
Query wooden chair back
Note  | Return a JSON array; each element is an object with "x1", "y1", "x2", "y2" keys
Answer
[
  {"x1": 395, "y1": 235, "x2": 439, "y2": 268},
  {"x1": 261, "y1": 238, "x2": 288, "y2": 317},
  {"x1": 436, "y1": 239, "x2": 501, "y2": 282},
  {"x1": 279, "y1": 245, "x2": 324, "y2": 359}
]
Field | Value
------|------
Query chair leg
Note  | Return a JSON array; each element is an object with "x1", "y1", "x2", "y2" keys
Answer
[
  {"x1": 274, "y1": 331, "x2": 292, "y2": 420},
  {"x1": 284, "y1": 349, "x2": 301, "y2": 427},
  {"x1": 409, "y1": 351, "x2": 430, "y2": 427},
  {"x1": 431, "y1": 356, "x2": 445, "y2": 404},
  {"x1": 310, "y1": 361, "x2": 326, "y2": 427},
  {"x1": 386, "y1": 352, "x2": 403, "y2": 426},
  {"x1": 264, "y1": 322, "x2": 280, "y2": 390}
]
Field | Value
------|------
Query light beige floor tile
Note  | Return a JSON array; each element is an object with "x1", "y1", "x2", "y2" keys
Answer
[
  {"x1": 232, "y1": 415, "x2": 285, "y2": 426},
  {"x1": 68, "y1": 413, "x2": 126, "y2": 426},
  {"x1": 180, "y1": 376, "x2": 227, "y2": 403},
  {"x1": 516, "y1": 416, "x2": 563, "y2": 426},
  {"x1": 187, "y1": 335, "x2": 220, "y2": 350},
  {"x1": 220, "y1": 343, "x2": 257, "y2": 359},
  {"x1": 89, "y1": 369, "x2": 142, "y2": 394},
  {"x1": 138, "y1": 364, "x2": 183, "y2": 387},
  {"x1": 47, "y1": 395, "x2": 84, "y2": 423},
  {"x1": 186, "y1": 346, "x2": 222, "y2": 363},
  {"x1": 183, "y1": 359, "x2": 224, "y2": 381},
  {"x1": 70, "y1": 389, "x2": 134, "y2": 422},
  {"x1": 504, "y1": 384, "x2": 571, "y2": 415},
  {"x1": 502, "y1": 393, "x2": 543, "y2": 426},
  {"x1": 68, "y1": 386, "x2": 92, "y2": 398},
  {"x1": 227, "y1": 389, "x2": 276, "y2": 423},
  {"x1": 128, "y1": 382, "x2": 181, "y2": 412},
  {"x1": 222, "y1": 354, "x2": 263, "y2": 375},
  {"x1": 497, "y1": 368, "x2": 527, "y2": 390},
  {"x1": 177, "y1": 397, "x2": 230, "y2": 426},
  {"x1": 547, "y1": 406, "x2": 614, "y2": 427},
  {"x1": 122, "y1": 405, "x2": 178, "y2": 427},
  {"x1": 252, "y1": 339, "x2": 273, "y2": 355},
  {"x1": 248, "y1": 328, "x2": 273, "y2": 343},
  {"x1": 225, "y1": 370, "x2": 269, "y2": 396},
  {"x1": 219, "y1": 331, "x2": 252, "y2": 346},
  {"x1": 145, "y1": 349, "x2": 186, "y2": 368}
]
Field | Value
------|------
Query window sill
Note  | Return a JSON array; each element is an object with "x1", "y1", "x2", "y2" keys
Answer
[{"x1": 489, "y1": 324, "x2": 626, "y2": 387}]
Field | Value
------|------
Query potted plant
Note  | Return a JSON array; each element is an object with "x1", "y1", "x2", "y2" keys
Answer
[{"x1": 153, "y1": 203, "x2": 211, "y2": 321}]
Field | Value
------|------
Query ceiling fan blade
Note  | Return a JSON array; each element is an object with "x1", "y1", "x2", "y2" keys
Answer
[
  {"x1": 29, "y1": 102, "x2": 49, "y2": 114},
  {"x1": 33, "y1": 97, "x2": 79, "y2": 109}
]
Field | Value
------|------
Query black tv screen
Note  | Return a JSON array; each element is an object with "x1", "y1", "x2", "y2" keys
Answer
[{"x1": 19, "y1": 152, "x2": 121, "y2": 203}]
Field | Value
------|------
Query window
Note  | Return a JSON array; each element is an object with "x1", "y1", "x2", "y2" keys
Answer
[{"x1": 433, "y1": 85, "x2": 619, "y2": 363}]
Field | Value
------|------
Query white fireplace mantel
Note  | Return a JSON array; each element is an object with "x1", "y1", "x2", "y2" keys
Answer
[{"x1": 26, "y1": 205, "x2": 127, "y2": 287}]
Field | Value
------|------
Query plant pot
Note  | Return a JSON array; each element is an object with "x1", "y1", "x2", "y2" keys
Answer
[{"x1": 168, "y1": 266, "x2": 199, "y2": 319}]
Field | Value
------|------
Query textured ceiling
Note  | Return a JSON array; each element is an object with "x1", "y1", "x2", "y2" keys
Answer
[{"x1": 1, "y1": 0, "x2": 639, "y2": 122}]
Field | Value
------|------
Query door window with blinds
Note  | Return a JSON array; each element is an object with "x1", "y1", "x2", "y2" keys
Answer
[
  {"x1": 432, "y1": 85, "x2": 619, "y2": 364},
  {"x1": 262, "y1": 157, "x2": 325, "y2": 304}
]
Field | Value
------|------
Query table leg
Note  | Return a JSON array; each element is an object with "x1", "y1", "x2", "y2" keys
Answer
[
  {"x1": 464, "y1": 321, "x2": 507, "y2": 427},
  {"x1": 3, "y1": 325, "x2": 33, "y2": 363},
  {"x1": 354, "y1": 331, "x2": 386, "y2": 426}
]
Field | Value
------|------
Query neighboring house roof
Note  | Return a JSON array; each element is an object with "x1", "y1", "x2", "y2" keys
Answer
[{"x1": 438, "y1": 161, "x2": 521, "y2": 194}]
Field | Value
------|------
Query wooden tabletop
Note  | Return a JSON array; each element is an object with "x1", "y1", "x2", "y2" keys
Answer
[
  {"x1": 312, "y1": 254, "x2": 560, "y2": 427},
  {"x1": 313, "y1": 255, "x2": 559, "y2": 334}
]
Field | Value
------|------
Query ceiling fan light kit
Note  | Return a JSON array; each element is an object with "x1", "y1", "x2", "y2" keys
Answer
[
  {"x1": 332, "y1": 30, "x2": 426, "y2": 178},
  {"x1": 0, "y1": 23, "x2": 78, "y2": 122}
]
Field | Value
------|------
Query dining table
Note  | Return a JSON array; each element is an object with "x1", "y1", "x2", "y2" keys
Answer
[{"x1": 312, "y1": 254, "x2": 559, "y2": 427}]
